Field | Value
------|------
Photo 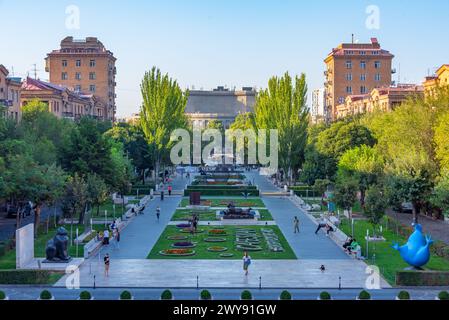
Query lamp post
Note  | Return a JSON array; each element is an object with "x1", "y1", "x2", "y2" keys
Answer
[
  {"x1": 76, "y1": 228, "x2": 79, "y2": 258},
  {"x1": 366, "y1": 229, "x2": 369, "y2": 259},
  {"x1": 104, "y1": 210, "x2": 107, "y2": 228}
]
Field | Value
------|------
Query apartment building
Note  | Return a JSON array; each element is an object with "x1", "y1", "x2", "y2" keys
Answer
[{"x1": 0, "y1": 64, "x2": 22, "y2": 121}]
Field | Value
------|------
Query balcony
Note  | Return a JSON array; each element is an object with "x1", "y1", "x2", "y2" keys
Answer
[{"x1": 391, "y1": 68, "x2": 397, "y2": 74}]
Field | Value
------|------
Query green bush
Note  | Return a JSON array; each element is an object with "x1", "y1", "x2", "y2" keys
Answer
[
  {"x1": 0, "y1": 270, "x2": 56, "y2": 285},
  {"x1": 40, "y1": 290, "x2": 53, "y2": 300},
  {"x1": 184, "y1": 189, "x2": 260, "y2": 196},
  {"x1": 319, "y1": 291, "x2": 331, "y2": 300},
  {"x1": 397, "y1": 291, "x2": 410, "y2": 300},
  {"x1": 438, "y1": 291, "x2": 449, "y2": 300},
  {"x1": 0, "y1": 290, "x2": 6, "y2": 300},
  {"x1": 79, "y1": 291, "x2": 92, "y2": 300},
  {"x1": 279, "y1": 290, "x2": 292, "y2": 300},
  {"x1": 200, "y1": 290, "x2": 212, "y2": 300},
  {"x1": 358, "y1": 290, "x2": 371, "y2": 300},
  {"x1": 120, "y1": 290, "x2": 132, "y2": 300},
  {"x1": 161, "y1": 290, "x2": 173, "y2": 300},
  {"x1": 241, "y1": 290, "x2": 252, "y2": 300}
]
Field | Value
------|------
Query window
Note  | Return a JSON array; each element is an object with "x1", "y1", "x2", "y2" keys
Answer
[
  {"x1": 75, "y1": 85, "x2": 81, "y2": 92},
  {"x1": 75, "y1": 73, "x2": 81, "y2": 80},
  {"x1": 346, "y1": 61, "x2": 352, "y2": 69},
  {"x1": 89, "y1": 85, "x2": 96, "y2": 92},
  {"x1": 89, "y1": 72, "x2": 96, "y2": 80},
  {"x1": 360, "y1": 86, "x2": 367, "y2": 94},
  {"x1": 346, "y1": 86, "x2": 352, "y2": 94},
  {"x1": 61, "y1": 72, "x2": 68, "y2": 80},
  {"x1": 76, "y1": 60, "x2": 81, "y2": 67},
  {"x1": 62, "y1": 60, "x2": 67, "y2": 67},
  {"x1": 374, "y1": 61, "x2": 381, "y2": 69},
  {"x1": 360, "y1": 51, "x2": 366, "y2": 55},
  {"x1": 345, "y1": 73, "x2": 353, "y2": 81},
  {"x1": 375, "y1": 74, "x2": 381, "y2": 81},
  {"x1": 90, "y1": 60, "x2": 96, "y2": 67},
  {"x1": 360, "y1": 74, "x2": 366, "y2": 81},
  {"x1": 338, "y1": 97, "x2": 345, "y2": 104},
  {"x1": 360, "y1": 61, "x2": 366, "y2": 69}
]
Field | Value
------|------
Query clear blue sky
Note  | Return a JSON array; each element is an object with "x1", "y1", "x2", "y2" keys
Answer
[{"x1": 1, "y1": 0, "x2": 448, "y2": 117}]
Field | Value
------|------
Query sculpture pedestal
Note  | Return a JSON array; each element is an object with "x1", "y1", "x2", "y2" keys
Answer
[
  {"x1": 22, "y1": 258, "x2": 84, "y2": 271},
  {"x1": 42, "y1": 257, "x2": 73, "y2": 264}
]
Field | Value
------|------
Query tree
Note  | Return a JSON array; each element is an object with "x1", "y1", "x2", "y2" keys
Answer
[
  {"x1": 140, "y1": 67, "x2": 189, "y2": 182},
  {"x1": 86, "y1": 174, "x2": 109, "y2": 217},
  {"x1": 434, "y1": 111, "x2": 449, "y2": 173},
  {"x1": 60, "y1": 117, "x2": 115, "y2": 187},
  {"x1": 316, "y1": 121, "x2": 376, "y2": 160},
  {"x1": 254, "y1": 72, "x2": 309, "y2": 182},
  {"x1": 364, "y1": 185, "x2": 388, "y2": 232},
  {"x1": 431, "y1": 171, "x2": 449, "y2": 218},
  {"x1": 313, "y1": 179, "x2": 333, "y2": 197},
  {"x1": 337, "y1": 145, "x2": 384, "y2": 206},
  {"x1": 61, "y1": 174, "x2": 88, "y2": 226},
  {"x1": 334, "y1": 179, "x2": 358, "y2": 219}
]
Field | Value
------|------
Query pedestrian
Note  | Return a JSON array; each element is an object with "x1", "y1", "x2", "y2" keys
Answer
[
  {"x1": 104, "y1": 253, "x2": 110, "y2": 277},
  {"x1": 243, "y1": 251, "x2": 251, "y2": 276},
  {"x1": 161, "y1": 190, "x2": 164, "y2": 201},
  {"x1": 315, "y1": 218, "x2": 327, "y2": 235},
  {"x1": 320, "y1": 265, "x2": 326, "y2": 272},
  {"x1": 168, "y1": 185, "x2": 172, "y2": 196},
  {"x1": 294, "y1": 216, "x2": 300, "y2": 234},
  {"x1": 103, "y1": 229, "x2": 110, "y2": 245},
  {"x1": 156, "y1": 206, "x2": 161, "y2": 221},
  {"x1": 114, "y1": 229, "x2": 120, "y2": 249}
]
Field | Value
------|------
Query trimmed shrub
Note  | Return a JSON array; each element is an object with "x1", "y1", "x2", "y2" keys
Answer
[
  {"x1": 79, "y1": 291, "x2": 92, "y2": 300},
  {"x1": 319, "y1": 291, "x2": 331, "y2": 300},
  {"x1": 120, "y1": 290, "x2": 132, "y2": 300},
  {"x1": 0, "y1": 290, "x2": 6, "y2": 300},
  {"x1": 0, "y1": 270, "x2": 58, "y2": 285},
  {"x1": 358, "y1": 290, "x2": 371, "y2": 300},
  {"x1": 397, "y1": 291, "x2": 410, "y2": 300},
  {"x1": 40, "y1": 290, "x2": 53, "y2": 300},
  {"x1": 241, "y1": 290, "x2": 252, "y2": 300},
  {"x1": 279, "y1": 290, "x2": 292, "y2": 300},
  {"x1": 161, "y1": 290, "x2": 173, "y2": 300},
  {"x1": 438, "y1": 291, "x2": 449, "y2": 300},
  {"x1": 200, "y1": 290, "x2": 212, "y2": 300}
]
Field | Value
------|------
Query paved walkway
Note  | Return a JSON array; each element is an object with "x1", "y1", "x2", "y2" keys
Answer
[
  {"x1": 55, "y1": 258, "x2": 389, "y2": 288},
  {"x1": 262, "y1": 197, "x2": 349, "y2": 260}
]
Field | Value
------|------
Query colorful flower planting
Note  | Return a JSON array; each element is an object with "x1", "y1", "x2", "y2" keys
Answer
[
  {"x1": 159, "y1": 249, "x2": 196, "y2": 256},
  {"x1": 207, "y1": 246, "x2": 228, "y2": 252},
  {"x1": 171, "y1": 242, "x2": 196, "y2": 248}
]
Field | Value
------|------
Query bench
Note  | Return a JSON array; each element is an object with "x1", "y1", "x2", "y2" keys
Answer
[{"x1": 84, "y1": 238, "x2": 103, "y2": 258}]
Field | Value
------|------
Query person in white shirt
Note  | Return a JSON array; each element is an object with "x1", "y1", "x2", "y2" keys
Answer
[{"x1": 103, "y1": 229, "x2": 110, "y2": 245}]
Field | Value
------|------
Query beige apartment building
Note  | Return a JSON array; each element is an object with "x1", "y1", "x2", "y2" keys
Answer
[
  {"x1": 45, "y1": 37, "x2": 117, "y2": 121},
  {"x1": 0, "y1": 64, "x2": 22, "y2": 121},
  {"x1": 336, "y1": 84, "x2": 423, "y2": 119},
  {"x1": 423, "y1": 64, "x2": 449, "y2": 96},
  {"x1": 324, "y1": 38, "x2": 394, "y2": 121},
  {"x1": 21, "y1": 77, "x2": 103, "y2": 120}
]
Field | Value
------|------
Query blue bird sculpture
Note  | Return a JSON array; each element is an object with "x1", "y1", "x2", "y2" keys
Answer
[{"x1": 392, "y1": 224, "x2": 433, "y2": 269}]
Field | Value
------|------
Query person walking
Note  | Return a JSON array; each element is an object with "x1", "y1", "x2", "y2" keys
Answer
[
  {"x1": 293, "y1": 216, "x2": 300, "y2": 234},
  {"x1": 243, "y1": 251, "x2": 252, "y2": 276},
  {"x1": 103, "y1": 229, "x2": 110, "y2": 245},
  {"x1": 315, "y1": 218, "x2": 327, "y2": 235},
  {"x1": 160, "y1": 190, "x2": 164, "y2": 201},
  {"x1": 104, "y1": 253, "x2": 110, "y2": 277},
  {"x1": 156, "y1": 206, "x2": 161, "y2": 221},
  {"x1": 168, "y1": 185, "x2": 172, "y2": 196},
  {"x1": 114, "y1": 229, "x2": 120, "y2": 249}
]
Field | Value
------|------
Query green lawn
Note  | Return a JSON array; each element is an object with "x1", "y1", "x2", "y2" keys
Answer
[
  {"x1": 171, "y1": 208, "x2": 274, "y2": 221},
  {"x1": 179, "y1": 197, "x2": 266, "y2": 208},
  {"x1": 91, "y1": 199, "x2": 140, "y2": 219},
  {"x1": 147, "y1": 225, "x2": 296, "y2": 260},
  {"x1": 0, "y1": 224, "x2": 103, "y2": 270},
  {"x1": 339, "y1": 218, "x2": 449, "y2": 285}
]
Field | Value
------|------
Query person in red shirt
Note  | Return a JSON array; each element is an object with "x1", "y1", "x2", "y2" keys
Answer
[{"x1": 168, "y1": 185, "x2": 172, "y2": 196}]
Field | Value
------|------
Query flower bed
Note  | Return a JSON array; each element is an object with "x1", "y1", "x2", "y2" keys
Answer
[
  {"x1": 204, "y1": 237, "x2": 227, "y2": 243},
  {"x1": 208, "y1": 229, "x2": 227, "y2": 236},
  {"x1": 167, "y1": 235, "x2": 188, "y2": 241},
  {"x1": 207, "y1": 246, "x2": 228, "y2": 252},
  {"x1": 176, "y1": 223, "x2": 192, "y2": 228},
  {"x1": 171, "y1": 242, "x2": 196, "y2": 248},
  {"x1": 159, "y1": 249, "x2": 196, "y2": 256},
  {"x1": 219, "y1": 253, "x2": 234, "y2": 258},
  {"x1": 180, "y1": 228, "x2": 205, "y2": 233}
]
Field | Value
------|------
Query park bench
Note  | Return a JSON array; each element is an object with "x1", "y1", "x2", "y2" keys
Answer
[{"x1": 84, "y1": 238, "x2": 102, "y2": 258}]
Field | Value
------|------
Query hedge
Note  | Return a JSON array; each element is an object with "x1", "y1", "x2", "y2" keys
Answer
[
  {"x1": 184, "y1": 189, "x2": 260, "y2": 196},
  {"x1": 396, "y1": 270, "x2": 449, "y2": 286},
  {"x1": 187, "y1": 185, "x2": 257, "y2": 190},
  {"x1": 0, "y1": 270, "x2": 62, "y2": 285}
]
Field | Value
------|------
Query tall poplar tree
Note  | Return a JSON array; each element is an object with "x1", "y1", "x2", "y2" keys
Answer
[
  {"x1": 140, "y1": 67, "x2": 189, "y2": 181},
  {"x1": 254, "y1": 72, "x2": 309, "y2": 182}
]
